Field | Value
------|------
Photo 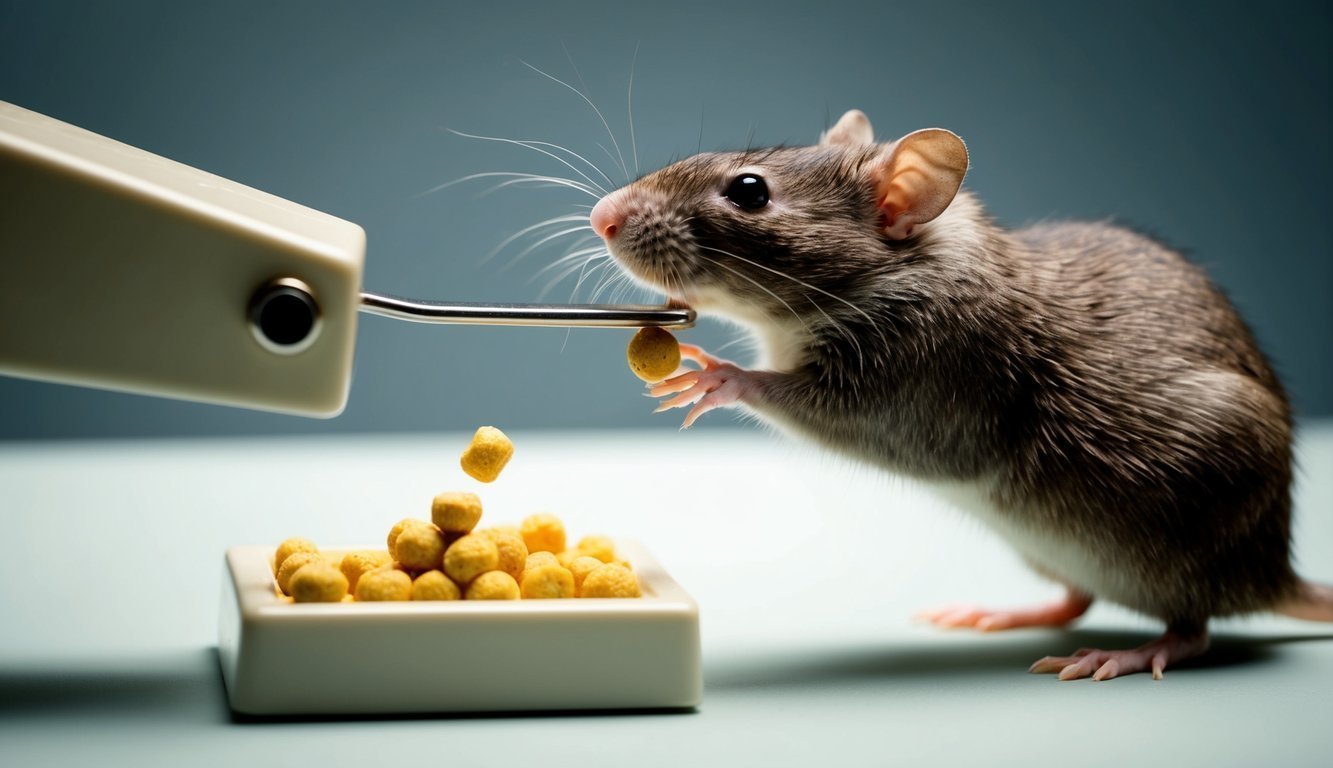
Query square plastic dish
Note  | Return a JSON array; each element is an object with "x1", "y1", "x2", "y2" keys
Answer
[{"x1": 218, "y1": 542, "x2": 701, "y2": 716}]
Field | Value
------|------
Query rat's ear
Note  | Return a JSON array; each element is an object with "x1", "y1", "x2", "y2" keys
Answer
[
  {"x1": 871, "y1": 129, "x2": 968, "y2": 240},
  {"x1": 821, "y1": 109, "x2": 874, "y2": 147}
]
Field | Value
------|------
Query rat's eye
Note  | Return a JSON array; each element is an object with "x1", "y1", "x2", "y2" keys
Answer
[{"x1": 723, "y1": 173, "x2": 769, "y2": 210}]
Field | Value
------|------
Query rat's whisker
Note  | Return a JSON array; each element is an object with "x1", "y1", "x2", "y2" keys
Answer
[
  {"x1": 531, "y1": 246, "x2": 609, "y2": 283},
  {"x1": 696, "y1": 244, "x2": 880, "y2": 330},
  {"x1": 570, "y1": 248, "x2": 616, "y2": 299},
  {"x1": 484, "y1": 214, "x2": 591, "y2": 264},
  {"x1": 588, "y1": 265, "x2": 629, "y2": 304},
  {"x1": 424, "y1": 171, "x2": 601, "y2": 199},
  {"x1": 542, "y1": 253, "x2": 612, "y2": 301},
  {"x1": 692, "y1": 251, "x2": 812, "y2": 337},
  {"x1": 447, "y1": 129, "x2": 609, "y2": 195},
  {"x1": 694, "y1": 246, "x2": 870, "y2": 367},
  {"x1": 594, "y1": 142, "x2": 623, "y2": 183},
  {"x1": 627, "y1": 43, "x2": 640, "y2": 179},
  {"x1": 482, "y1": 177, "x2": 601, "y2": 199},
  {"x1": 500, "y1": 225, "x2": 594, "y2": 269},
  {"x1": 522, "y1": 58, "x2": 629, "y2": 183},
  {"x1": 538, "y1": 257, "x2": 606, "y2": 300},
  {"x1": 514, "y1": 138, "x2": 617, "y2": 190}
]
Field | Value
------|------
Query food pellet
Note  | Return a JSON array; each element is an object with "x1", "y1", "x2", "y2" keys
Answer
[
  {"x1": 276, "y1": 551, "x2": 324, "y2": 595},
  {"x1": 339, "y1": 550, "x2": 392, "y2": 593},
  {"x1": 567, "y1": 555, "x2": 606, "y2": 597},
  {"x1": 556, "y1": 549, "x2": 580, "y2": 569},
  {"x1": 411, "y1": 570, "x2": 461, "y2": 601},
  {"x1": 576, "y1": 535, "x2": 616, "y2": 564},
  {"x1": 443, "y1": 534, "x2": 500, "y2": 585},
  {"x1": 580, "y1": 563, "x2": 642, "y2": 598},
  {"x1": 289, "y1": 561, "x2": 349, "y2": 603},
  {"x1": 524, "y1": 551, "x2": 559, "y2": 574},
  {"x1": 394, "y1": 522, "x2": 446, "y2": 571},
  {"x1": 520, "y1": 563, "x2": 575, "y2": 599},
  {"x1": 626, "y1": 326, "x2": 681, "y2": 382},
  {"x1": 520, "y1": 513, "x2": 567, "y2": 554},
  {"x1": 465, "y1": 570, "x2": 521, "y2": 600},
  {"x1": 478, "y1": 528, "x2": 528, "y2": 581},
  {"x1": 273, "y1": 537, "x2": 318, "y2": 575},
  {"x1": 387, "y1": 518, "x2": 429, "y2": 553},
  {"x1": 355, "y1": 568, "x2": 413, "y2": 601},
  {"x1": 431, "y1": 492, "x2": 484, "y2": 535},
  {"x1": 459, "y1": 426, "x2": 515, "y2": 483}
]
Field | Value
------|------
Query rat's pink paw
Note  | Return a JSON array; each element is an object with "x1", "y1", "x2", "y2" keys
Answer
[
  {"x1": 648, "y1": 346, "x2": 754, "y2": 428},
  {"x1": 1029, "y1": 629, "x2": 1209, "y2": 681},
  {"x1": 916, "y1": 590, "x2": 1093, "y2": 632}
]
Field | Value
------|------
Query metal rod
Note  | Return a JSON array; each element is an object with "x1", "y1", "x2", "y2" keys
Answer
[{"x1": 358, "y1": 291, "x2": 695, "y2": 329}]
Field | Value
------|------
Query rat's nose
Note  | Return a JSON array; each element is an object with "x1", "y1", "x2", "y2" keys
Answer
[{"x1": 589, "y1": 194, "x2": 624, "y2": 240}]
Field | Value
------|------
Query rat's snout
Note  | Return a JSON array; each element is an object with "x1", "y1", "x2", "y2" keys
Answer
[{"x1": 590, "y1": 193, "x2": 625, "y2": 240}]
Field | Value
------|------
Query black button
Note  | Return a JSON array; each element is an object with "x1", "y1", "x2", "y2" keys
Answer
[{"x1": 250, "y1": 280, "x2": 320, "y2": 352}]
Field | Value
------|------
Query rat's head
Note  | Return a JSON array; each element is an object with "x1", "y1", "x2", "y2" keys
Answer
[{"x1": 590, "y1": 110, "x2": 968, "y2": 333}]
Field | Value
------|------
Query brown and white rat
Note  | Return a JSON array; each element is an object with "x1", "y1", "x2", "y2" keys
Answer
[{"x1": 588, "y1": 109, "x2": 1333, "y2": 681}]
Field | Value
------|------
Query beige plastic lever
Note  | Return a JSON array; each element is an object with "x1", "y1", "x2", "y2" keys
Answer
[
  {"x1": 0, "y1": 101, "x2": 695, "y2": 419},
  {"x1": 0, "y1": 101, "x2": 368, "y2": 417}
]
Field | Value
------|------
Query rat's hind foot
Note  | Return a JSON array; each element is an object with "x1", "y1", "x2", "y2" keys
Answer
[
  {"x1": 1029, "y1": 627, "x2": 1210, "y2": 681},
  {"x1": 916, "y1": 589, "x2": 1093, "y2": 632},
  {"x1": 648, "y1": 345, "x2": 756, "y2": 428}
]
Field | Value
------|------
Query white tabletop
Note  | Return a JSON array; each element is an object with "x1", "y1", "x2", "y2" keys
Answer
[{"x1": 2, "y1": 424, "x2": 1331, "y2": 766}]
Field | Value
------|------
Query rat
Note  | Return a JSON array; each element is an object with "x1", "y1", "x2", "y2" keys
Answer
[{"x1": 587, "y1": 108, "x2": 1333, "y2": 681}]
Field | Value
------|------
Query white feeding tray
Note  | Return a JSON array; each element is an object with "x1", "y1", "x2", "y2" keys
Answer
[{"x1": 219, "y1": 542, "x2": 702, "y2": 716}]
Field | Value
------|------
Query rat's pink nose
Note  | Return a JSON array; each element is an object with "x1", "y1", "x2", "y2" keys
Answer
[{"x1": 589, "y1": 195, "x2": 624, "y2": 240}]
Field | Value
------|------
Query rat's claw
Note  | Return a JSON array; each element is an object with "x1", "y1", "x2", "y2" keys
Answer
[
  {"x1": 653, "y1": 388, "x2": 706, "y2": 413},
  {"x1": 680, "y1": 377, "x2": 745, "y2": 429},
  {"x1": 678, "y1": 343, "x2": 728, "y2": 370},
  {"x1": 648, "y1": 371, "x2": 701, "y2": 397},
  {"x1": 645, "y1": 343, "x2": 755, "y2": 427},
  {"x1": 1028, "y1": 629, "x2": 1209, "y2": 682}
]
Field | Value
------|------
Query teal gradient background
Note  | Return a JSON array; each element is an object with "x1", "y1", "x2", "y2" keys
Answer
[{"x1": 1, "y1": 0, "x2": 1327, "y2": 438}]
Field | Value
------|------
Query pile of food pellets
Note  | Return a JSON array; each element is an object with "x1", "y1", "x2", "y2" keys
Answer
[{"x1": 272, "y1": 426, "x2": 642, "y2": 603}]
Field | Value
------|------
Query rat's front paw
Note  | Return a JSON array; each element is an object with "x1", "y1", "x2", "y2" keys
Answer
[{"x1": 648, "y1": 344, "x2": 755, "y2": 428}]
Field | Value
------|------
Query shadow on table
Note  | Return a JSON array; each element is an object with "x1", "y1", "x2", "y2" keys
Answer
[
  {"x1": 704, "y1": 630, "x2": 1333, "y2": 691},
  {"x1": 0, "y1": 647, "x2": 231, "y2": 723},
  {"x1": 0, "y1": 648, "x2": 695, "y2": 725}
]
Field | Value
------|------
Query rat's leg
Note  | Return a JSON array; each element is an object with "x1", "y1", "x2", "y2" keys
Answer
[
  {"x1": 1028, "y1": 623, "x2": 1210, "y2": 681},
  {"x1": 649, "y1": 344, "x2": 774, "y2": 428},
  {"x1": 917, "y1": 588, "x2": 1093, "y2": 632}
]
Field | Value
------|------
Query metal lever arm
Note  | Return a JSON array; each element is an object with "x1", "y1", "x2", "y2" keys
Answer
[{"x1": 358, "y1": 292, "x2": 695, "y2": 329}]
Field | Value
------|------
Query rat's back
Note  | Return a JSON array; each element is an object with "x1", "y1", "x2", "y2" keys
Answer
[{"x1": 1003, "y1": 220, "x2": 1295, "y2": 622}]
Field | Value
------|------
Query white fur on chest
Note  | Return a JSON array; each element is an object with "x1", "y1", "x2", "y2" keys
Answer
[
  {"x1": 695, "y1": 288, "x2": 814, "y2": 371},
  {"x1": 922, "y1": 477, "x2": 1135, "y2": 602}
]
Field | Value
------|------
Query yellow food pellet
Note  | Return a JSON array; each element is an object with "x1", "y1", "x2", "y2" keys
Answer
[
  {"x1": 567, "y1": 555, "x2": 606, "y2": 597},
  {"x1": 626, "y1": 326, "x2": 680, "y2": 382},
  {"x1": 355, "y1": 568, "x2": 412, "y2": 601},
  {"x1": 465, "y1": 571, "x2": 520, "y2": 600},
  {"x1": 394, "y1": 522, "x2": 446, "y2": 571},
  {"x1": 478, "y1": 528, "x2": 529, "y2": 581},
  {"x1": 443, "y1": 534, "x2": 500, "y2": 585},
  {"x1": 339, "y1": 550, "x2": 392, "y2": 592},
  {"x1": 520, "y1": 563, "x2": 575, "y2": 599},
  {"x1": 431, "y1": 492, "x2": 484, "y2": 535},
  {"x1": 411, "y1": 570, "x2": 461, "y2": 601},
  {"x1": 556, "y1": 549, "x2": 580, "y2": 569},
  {"x1": 276, "y1": 551, "x2": 324, "y2": 595},
  {"x1": 489, "y1": 523, "x2": 520, "y2": 538},
  {"x1": 524, "y1": 551, "x2": 559, "y2": 574},
  {"x1": 580, "y1": 563, "x2": 641, "y2": 598},
  {"x1": 459, "y1": 426, "x2": 515, "y2": 483},
  {"x1": 273, "y1": 537, "x2": 318, "y2": 575},
  {"x1": 289, "y1": 561, "x2": 348, "y2": 603},
  {"x1": 387, "y1": 518, "x2": 429, "y2": 553},
  {"x1": 576, "y1": 535, "x2": 616, "y2": 563},
  {"x1": 520, "y1": 513, "x2": 567, "y2": 554}
]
